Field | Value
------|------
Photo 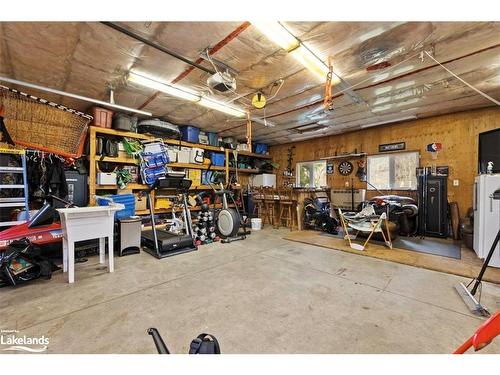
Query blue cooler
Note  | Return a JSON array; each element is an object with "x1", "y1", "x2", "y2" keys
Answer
[{"x1": 180, "y1": 125, "x2": 200, "y2": 143}]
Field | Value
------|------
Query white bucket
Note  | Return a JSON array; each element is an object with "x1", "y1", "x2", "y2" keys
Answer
[{"x1": 251, "y1": 218, "x2": 262, "y2": 231}]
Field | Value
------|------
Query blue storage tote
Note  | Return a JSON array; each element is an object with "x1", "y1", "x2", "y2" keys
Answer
[
  {"x1": 254, "y1": 143, "x2": 268, "y2": 154},
  {"x1": 97, "y1": 194, "x2": 135, "y2": 220},
  {"x1": 207, "y1": 132, "x2": 219, "y2": 146},
  {"x1": 180, "y1": 125, "x2": 200, "y2": 143},
  {"x1": 210, "y1": 152, "x2": 225, "y2": 166}
]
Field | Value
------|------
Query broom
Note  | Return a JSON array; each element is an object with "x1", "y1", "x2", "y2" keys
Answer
[{"x1": 454, "y1": 226, "x2": 500, "y2": 317}]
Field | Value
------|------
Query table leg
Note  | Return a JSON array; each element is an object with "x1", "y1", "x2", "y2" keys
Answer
[
  {"x1": 68, "y1": 241, "x2": 75, "y2": 284},
  {"x1": 99, "y1": 237, "x2": 105, "y2": 264},
  {"x1": 108, "y1": 236, "x2": 114, "y2": 273},
  {"x1": 62, "y1": 237, "x2": 68, "y2": 273}
]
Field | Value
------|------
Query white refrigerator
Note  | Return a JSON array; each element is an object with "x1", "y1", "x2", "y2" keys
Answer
[{"x1": 473, "y1": 174, "x2": 500, "y2": 268}]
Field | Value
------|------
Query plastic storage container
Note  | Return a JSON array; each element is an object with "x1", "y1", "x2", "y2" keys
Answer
[
  {"x1": 207, "y1": 132, "x2": 219, "y2": 147},
  {"x1": 190, "y1": 147, "x2": 204, "y2": 164},
  {"x1": 90, "y1": 107, "x2": 113, "y2": 128},
  {"x1": 210, "y1": 152, "x2": 225, "y2": 166},
  {"x1": 254, "y1": 143, "x2": 268, "y2": 154},
  {"x1": 180, "y1": 125, "x2": 200, "y2": 143},
  {"x1": 97, "y1": 194, "x2": 135, "y2": 220},
  {"x1": 113, "y1": 113, "x2": 138, "y2": 132},
  {"x1": 177, "y1": 147, "x2": 191, "y2": 163}
]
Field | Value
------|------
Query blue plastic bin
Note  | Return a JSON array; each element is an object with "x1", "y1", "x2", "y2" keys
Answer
[
  {"x1": 254, "y1": 143, "x2": 268, "y2": 154},
  {"x1": 207, "y1": 132, "x2": 219, "y2": 146},
  {"x1": 180, "y1": 125, "x2": 200, "y2": 143},
  {"x1": 210, "y1": 152, "x2": 225, "y2": 166},
  {"x1": 97, "y1": 194, "x2": 135, "y2": 220}
]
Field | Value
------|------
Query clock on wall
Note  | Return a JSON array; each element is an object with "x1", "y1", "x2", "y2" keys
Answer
[{"x1": 338, "y1": 161, "x2": 353, "y2": 176}]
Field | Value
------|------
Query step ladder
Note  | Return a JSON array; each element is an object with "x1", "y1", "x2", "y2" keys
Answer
[{"x1": 0, "y1": 148, "x2": 30, "y2": 227}]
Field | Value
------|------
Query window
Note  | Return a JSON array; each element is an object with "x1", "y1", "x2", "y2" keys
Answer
[
  {"x1": 367, "y1": 151, "x2": 419, "y2": 190},
  {"x1": 296, "y1": 160, "x2": 327, "y2": 188}
]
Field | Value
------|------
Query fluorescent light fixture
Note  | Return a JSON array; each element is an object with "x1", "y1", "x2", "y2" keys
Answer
[
  {"x1": 361, "y1": 115, "x2": 417, "y2": 129},
  {"x1": 289, "y1": 45, "x2": 329, "y2": 81},
  {"x1": 253, "y1": 21, "x2": 338, "y2": 83},
  {"x1": 199, "y1": 97, "x2": 246, "y2": 118},
  {"x1": 128, "y1": 71, "x2": 246, "y2": 118},
  {"x1": 252, "y1": 21, "x2": 299, "y2": 51},
  {"x1": 128, "y1": 71, "x2": 199, "y2": 102}
]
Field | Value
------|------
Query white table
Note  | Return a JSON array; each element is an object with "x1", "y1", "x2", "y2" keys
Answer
[{"x1": 57, "y1": 204, "x2": 124, "y2": 283}]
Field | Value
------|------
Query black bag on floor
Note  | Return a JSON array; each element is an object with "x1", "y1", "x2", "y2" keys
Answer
[
  {"x1": 189, "y1": 333, "x2": 221, "y2": 354},
  {"x1": 0, "y1": 238, "x2": 56, "y2": 287}
]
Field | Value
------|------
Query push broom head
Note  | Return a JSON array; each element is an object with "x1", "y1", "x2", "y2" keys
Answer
[{"x1": 454, "y1": 282, "x2": 490, "y2": 318}]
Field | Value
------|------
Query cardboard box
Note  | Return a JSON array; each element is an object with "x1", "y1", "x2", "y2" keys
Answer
[
  {"x1": 188, "y1": 169, "x2": 202, "y2": 187},
  {"x1": 135, "y1": 191, "x2": 148, "y2": 211}
]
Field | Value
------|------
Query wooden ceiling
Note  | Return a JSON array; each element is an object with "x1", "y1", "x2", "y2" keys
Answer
[{"x1": 1, "y1": 21, "x2": 499, "y2": 144}]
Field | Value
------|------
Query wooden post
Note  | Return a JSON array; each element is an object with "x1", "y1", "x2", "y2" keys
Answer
[
  {"x1": 89, "y1": 127, "x2": 97, "y2": 206},
  {"x1": 246, "y1": 111, "x2": 252, "y2": 153}
]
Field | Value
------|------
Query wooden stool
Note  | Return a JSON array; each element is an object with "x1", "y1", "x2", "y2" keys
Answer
[
  {"x1": 251, "y1": 187, "x2": 266, "y2": 222},
  {"x1": 279, "y1": 188, "x2": 297, "y2": 231},
  {"x1": 263, "y1": 187, "x2": 278, "y2": 228}
]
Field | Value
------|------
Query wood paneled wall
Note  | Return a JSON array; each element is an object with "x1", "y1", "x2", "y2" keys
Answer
[{"x1": 270, "y1": 107, "x2": 500, "y2": 217}]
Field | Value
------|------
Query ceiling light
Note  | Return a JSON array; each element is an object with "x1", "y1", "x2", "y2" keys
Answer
[
  {"x1": 253, "y1": 22, "x2": 336, "y2": 83},
  {"x1": 128, "y1": 71, "x2": 199, "y2": 102},
  {"x1": 252, "y1": 21, "x2": 299, "y2": 51},
  {"x1": 198, "y1": 97, "x2": 246, "y2": 118},
  {"x1": 289, "y1": 45, "x2": 329, "y2": 81},
  {"x1": 360, "y1": 115, "x2": 417, "y2": 129},
  {"x1": 128, "y1": 71, "x2": 246, "y2": 118}
]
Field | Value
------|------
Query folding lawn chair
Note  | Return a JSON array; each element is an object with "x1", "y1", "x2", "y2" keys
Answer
[{"x1": 338, "y1": 207, "x2": 392, "y2": 251}]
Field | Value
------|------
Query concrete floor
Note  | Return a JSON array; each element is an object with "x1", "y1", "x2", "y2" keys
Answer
[{"x1": 1, "y1": 228, "x2": 499, "y2": 354}]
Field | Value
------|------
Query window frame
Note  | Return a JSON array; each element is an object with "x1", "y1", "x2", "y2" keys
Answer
[
  {"x1": 366, "y1": 150, "x2": 420, "y2": 191},
  {"x1": 295, "y1": 160, "x2": 327, "y2": 188}
]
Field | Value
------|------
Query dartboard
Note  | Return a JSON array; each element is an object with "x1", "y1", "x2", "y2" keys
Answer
[{"x1": 338, "y1": 161, "x2": 353, "y2": 176}]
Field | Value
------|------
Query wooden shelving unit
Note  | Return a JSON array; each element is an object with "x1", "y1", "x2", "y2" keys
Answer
[{"x1": 88, "y1": 126, "x2": 271, "y2": 211}]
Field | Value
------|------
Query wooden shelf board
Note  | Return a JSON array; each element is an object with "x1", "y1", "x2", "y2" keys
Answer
[
  {"x1": 234, "y1": 151, "x2": 271, "y2": 159},
  {"x1": 95, "y1": 183, "x2": 148, "y2": 190},
  {"x1": 168, "y1": 162, "x2": 225, "y2": 171},
  {"x1": 91, "y1": 126, "x2": 150, "y2": 140},
  {"x1": 91, "y1": 127, "x2": 270, "y2": 159},
  {"x1": 229, "y1": 168, "x2": 260, "y2": 174},
  {"x1": 96, "y1": 156, "x2": 139, "y2": 164}
]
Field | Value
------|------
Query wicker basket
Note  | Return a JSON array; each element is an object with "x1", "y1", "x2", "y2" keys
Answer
[{"x1": 0, "y1": 85, "x2": 92, "y2": 158}]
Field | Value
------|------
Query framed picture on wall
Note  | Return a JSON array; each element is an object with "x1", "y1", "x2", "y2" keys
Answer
[
  {"x1": 379, "y1": 142, "x2": 406, "y2": 152},
  {"x1": 327, "y1": 163, "x2": 334, "y2": 174}
]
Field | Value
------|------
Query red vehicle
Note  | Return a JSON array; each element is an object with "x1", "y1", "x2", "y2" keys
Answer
[{"x1": 0, "y1": 196, "x2": 72, "y2": 251}]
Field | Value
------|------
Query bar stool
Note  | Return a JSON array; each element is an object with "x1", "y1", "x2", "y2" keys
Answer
[
  {"x1": 263, "y1": 187, "x2": 278, "y2": 228},
  {"x1": 251, "y1": 186, "x2": 265, "y2": 221},
  {"x1": 279, "y1": 187, "x2": 297, "y2": 231}
]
